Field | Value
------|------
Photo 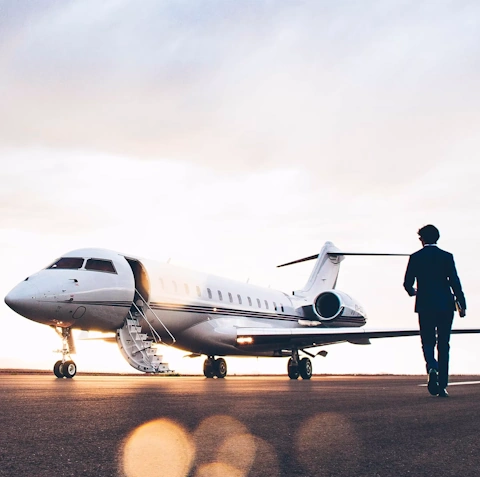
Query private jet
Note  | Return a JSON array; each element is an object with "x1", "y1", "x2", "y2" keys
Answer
[{"x1": 4, "y1": 242, "x2": 478, "y2": 379}]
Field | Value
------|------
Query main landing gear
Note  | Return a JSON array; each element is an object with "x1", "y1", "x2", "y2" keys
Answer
[
  {"x1": 53, "y1": 327, "x2": 77, "y2": 379},
  {"x1": 203, "y1": 356, "x2": 227, "y2": 378},
  {"x1": 53, "y1": 359, "x2": 77, "y2": 379},
  {"x1": 287, "y1": 349, "x2": 313, "y2": 380}
]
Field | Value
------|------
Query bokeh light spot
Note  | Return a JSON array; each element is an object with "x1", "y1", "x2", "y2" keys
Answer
[
  {"x1": 217, "y1": 433, "x2": 257, "y2": 475},
  {"x1": 193, "y1": 415, "x2": 248, "y2": 467},
  {"x1": 195, "y1": 462, "x2": 244, "y2": 477},
  {"x1": 296, "y1": 412, "x2": 361, "y2": 474},
  {"x1": 121, "y1": 418, "x2": 195, "y2": 477}
]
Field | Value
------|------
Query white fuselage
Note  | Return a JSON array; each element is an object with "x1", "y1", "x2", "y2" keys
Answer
[
  {"x1": 139, "y1": 257, "x2": 300, "y2": 355},
  {"x1": 5, "y1": 246, "x2": 366, "y2": 358}
]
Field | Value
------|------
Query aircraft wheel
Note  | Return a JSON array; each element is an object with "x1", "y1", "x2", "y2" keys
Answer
[
  {"x1": 214, "y1": 358, "x2": 227, "y2": 378},
  {"x1": 203, "y1": 357, "x2": 215, "y2": 378},
  {"x1": 53, "y1": 360, "x2": 64, "y2": 378},
  {"x1": 299, "y1": 357, "x2": 313, "y2": 380},
  {"x1": 63, "y1": 360, "x2": 77, "y2": 378},
  {"x1": 287, "y1": 358, "x2": 299, "y2": 380}
]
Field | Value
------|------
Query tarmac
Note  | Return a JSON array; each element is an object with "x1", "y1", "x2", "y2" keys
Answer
[{"x1": 1, "y1": 373, "x2": 480, "y2": 477}]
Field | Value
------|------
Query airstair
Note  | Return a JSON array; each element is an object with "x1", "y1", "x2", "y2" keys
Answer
[{"x1": 116, "y1": 290, "x2": 174, "y2": 373}]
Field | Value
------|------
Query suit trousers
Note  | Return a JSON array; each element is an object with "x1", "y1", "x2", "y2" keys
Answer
[{"x1": 418, "y1": 311, "x2": 454, "y2": 389}]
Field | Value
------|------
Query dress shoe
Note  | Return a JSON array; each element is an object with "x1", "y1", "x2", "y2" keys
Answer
[
  {"x1": 437, "y1": 388, "x2": 449, "y2": 398},
  {"x1": 427, "y1": 368, "x2": 439, "y2": 396}
]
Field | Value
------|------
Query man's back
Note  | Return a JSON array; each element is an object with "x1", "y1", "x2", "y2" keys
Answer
[
  {"x1": 404, "y1": 224, "x2": 467, "y2": 396},
  {"x1": 403, "y1": 246, "x2": 465, "y2": 313}
]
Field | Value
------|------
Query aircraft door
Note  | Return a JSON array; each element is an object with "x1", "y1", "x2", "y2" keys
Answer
[{"x1": 126, "y1": 258, "x2": 150, "y2": 303}]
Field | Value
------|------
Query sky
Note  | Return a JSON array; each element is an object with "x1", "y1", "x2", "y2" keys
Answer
[{"x1": 1, "y1": 0, "x2": 479, "y2": 376}]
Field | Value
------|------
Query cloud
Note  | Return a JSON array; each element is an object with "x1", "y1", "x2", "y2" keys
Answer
[{"x1": 0, "y1": 1, "x2": 479, "y2": 186}]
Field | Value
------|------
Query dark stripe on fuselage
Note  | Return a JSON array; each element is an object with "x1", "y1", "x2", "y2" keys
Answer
[
  {"x1": 56, "y1": 300, "x2": 132, "y2": 307},
  {"x1": 149, "y1": 302, "x2": 365, "y2": 327},
  {"x1": 45, "y1": 299, "x2": 365, "y2": 327},
  {"x1": 149, "y1": 301, "x2": 299, "y2": 322}
]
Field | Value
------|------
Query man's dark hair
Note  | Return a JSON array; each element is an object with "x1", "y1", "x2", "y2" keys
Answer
[{"x1": 418, "y1": 224, "x2": 440, "y2": 244}]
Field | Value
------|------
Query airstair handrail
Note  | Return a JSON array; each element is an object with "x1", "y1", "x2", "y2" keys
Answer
[
  {"x1": 134, "y1": 288, "x2": 176, "y2": 344},
  {"x1": 130, "y1": 303, "x2": 163, "y2": 344}
]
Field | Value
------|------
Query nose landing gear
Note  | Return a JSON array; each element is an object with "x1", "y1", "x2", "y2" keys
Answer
[{"x1": 53, "y1": 327, "x2": 77, "y2": 378}]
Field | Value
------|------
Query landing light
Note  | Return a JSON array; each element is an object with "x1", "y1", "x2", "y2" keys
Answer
[{"x1": 237, "y1": 336, "x2": 253, "y2": 345}]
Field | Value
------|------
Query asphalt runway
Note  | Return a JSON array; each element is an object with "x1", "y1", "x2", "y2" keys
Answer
[{"x1": 1, "y1": 374, "x2": 480, "y2": 477}]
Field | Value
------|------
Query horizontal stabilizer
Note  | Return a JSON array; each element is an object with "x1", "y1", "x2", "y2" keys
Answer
[
  {"x1": 328, "y1": 253, "x2": 410, "y2": 257},
  {"x1": 277, "y1": 254, "x2": 318, "y2": 268},
  {"x1": 277, "y1": 252, "x2": 409, "y2": 268}
]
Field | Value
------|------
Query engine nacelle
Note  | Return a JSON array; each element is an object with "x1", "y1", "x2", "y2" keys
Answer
[{"x1": 313, "y1": 290, "x2": 367, "y2": 322}]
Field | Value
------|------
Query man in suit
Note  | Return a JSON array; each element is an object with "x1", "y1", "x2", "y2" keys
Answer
[{"x1": 404, "y1": 225, "x2": 466, "y2": 397}]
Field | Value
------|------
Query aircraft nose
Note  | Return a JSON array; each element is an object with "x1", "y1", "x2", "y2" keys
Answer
[{"x1": 4, "y1": 281, "x2": 38, "y2": 318}]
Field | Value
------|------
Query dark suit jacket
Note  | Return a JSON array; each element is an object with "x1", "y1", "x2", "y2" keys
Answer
[{"x1": 403, "y1": 245, "x2": 466, "y2": 313}]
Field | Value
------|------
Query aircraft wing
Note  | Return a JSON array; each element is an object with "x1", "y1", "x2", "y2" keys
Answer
[{"x1": 235, "y1": 326, "x2": 480, "y2": 350}]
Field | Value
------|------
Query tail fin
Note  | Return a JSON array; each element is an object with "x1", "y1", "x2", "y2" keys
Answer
[
  {"x1": 277, "y1": 243, "x2": 409, "y2": 302},
  {"x1": 278, "y1": 242, "x2": 344, "y2": 301}
]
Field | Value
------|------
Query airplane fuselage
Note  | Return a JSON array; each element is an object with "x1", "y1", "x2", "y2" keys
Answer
[{"x1": 5, "y1": 247, "x2": 365, "y2": 358}]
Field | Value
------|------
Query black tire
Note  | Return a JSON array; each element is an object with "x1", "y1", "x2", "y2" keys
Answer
[
  {"x1": 53, "y1": 360, "x2": 64, "y2": 379},
  {"x1": 299, "y1": 357, "x2": 313, "y2": 380},
  {"x1": 214, "y1": 358, "x2": 227, "y2": 378},
  {"x1": 63, "y1": 360, "x2": 77, "y2": 378},
  {"x1": 287, "y1": 358, "x2": 299, "y2": 379},
  {"x1": 203, "y1": 358, "x2": 215, "y2": 378}
]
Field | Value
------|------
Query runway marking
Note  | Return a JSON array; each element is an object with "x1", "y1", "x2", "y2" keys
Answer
[{"x1": 419, "y1": 381, "x2": 480, "y2": 387}]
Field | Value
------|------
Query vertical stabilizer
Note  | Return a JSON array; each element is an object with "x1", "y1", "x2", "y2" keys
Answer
[{"x1": 293, "y1": 242, "x2": 344, "y2": 302}]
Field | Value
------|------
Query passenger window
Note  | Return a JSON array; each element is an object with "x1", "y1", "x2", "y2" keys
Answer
[
  {"x1": 207, "y1": 288, "x2": 212, "y2": 299},
  {"x1": 172, "y1": 281, "x2": 178, "y2": 293},
  {"x1": 273, "y1": 301, "x2": 277, "y2": 311},
  {"x1": 228, "y1": 292, "x2": 233, "y2": 303},
  {"x1": 237, "y1": 294, "x2": 242, "y2": 305},
  {"x1": 218, "y1": 290, "x2": 223, "y2": 301},
  {"x1": 48, "y1": 257, "x2": 84, "y2": 270},
  {"x1": 160, "y1": 278, "x2": 165, "y2": 289},
  {"x1": 184, "y1": 284, "x2": 189, "y2": 295},
  {"x1": 280, "y1": 304, "x2": 284, "y2": 312},
  {"x1": 264, "y1": 300, "x2": 269, "y2": 309},
  {"x1": 85, "y1": 259, "x2": 117, "y2": 274},
  {"x1": 196, "y1": 286, "x2": 201, "y2": 297},
  {"x1": 247, "y1": 297, "x2": 252, "y2": 306},
  {"x1": 256, "y1": 298, "x2": 261, "y2": 308}
]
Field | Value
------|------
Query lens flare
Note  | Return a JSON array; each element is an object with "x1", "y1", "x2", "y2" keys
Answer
[
  {"x1": 295, "y1": 412, "x2": 360, "y2": 474},
  {"x1": 121, "y1": 418, "x2": 195, "y2": 477},
  {"x1": 217, "y1": 433, "x2": 256, "y2": 475},
  {"x1": 193, "y1": 415, "x2": 248, "y2": 468},
  {"x1": 240, "y1": 436, "x2": 279, "y2": 477},
  {"x1": 195, "y1": 462, "x2": 244, "y2": 477},
  {"x1": 121, "y1": 414, "x2": 279, "y2": 477}
]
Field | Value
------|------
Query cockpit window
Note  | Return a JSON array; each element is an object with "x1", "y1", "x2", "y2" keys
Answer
[
  {"x1": 85, "y1": 259, "x2": 117, "y2": 274},
  {"x1": 48, "y1": 257, "x2": 84, "y2": 270}
]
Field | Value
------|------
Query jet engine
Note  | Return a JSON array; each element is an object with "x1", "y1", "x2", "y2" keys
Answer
[{"x1": 313, "y1": 290, "x2": 366, "y2": 323}]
